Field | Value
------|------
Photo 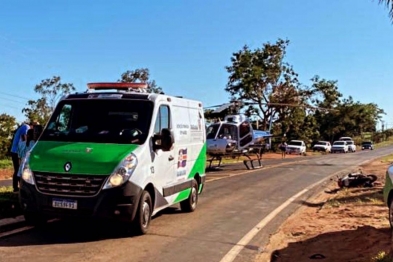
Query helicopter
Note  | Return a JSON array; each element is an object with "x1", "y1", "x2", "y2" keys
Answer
[
  {"x1": 204, "y1": 99, "x2": 336, "y2": 170},
  {"x1": 205, "y1": 101, "x2": 274, "y2": 170}
]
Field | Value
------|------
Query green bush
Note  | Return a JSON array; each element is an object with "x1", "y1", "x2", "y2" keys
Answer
[
  {"x1": 0, "y1": 186, "x2": 17, "y2": 201},
  {"x1": 0, "y1": 159, "x2": 12, "y2": 169},
  {"x1": 372, "y1": 251, "x2": 393, "y2": 262}
]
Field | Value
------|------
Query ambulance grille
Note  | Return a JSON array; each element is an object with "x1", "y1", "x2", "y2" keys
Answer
[{"x1": 33, "y1": 172, "x2": 108, "y2": 196}]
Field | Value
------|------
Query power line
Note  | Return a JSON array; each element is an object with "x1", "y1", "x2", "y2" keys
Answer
[
  {"x1": 1, "y1": 103, "x2": 21, "y2": 110},
  {"x1": 0, "y1": 96, "x2": 27, "y2": 104},
  {"x1": 0, "y1": 91, "x2": 30, "y2": 101}
]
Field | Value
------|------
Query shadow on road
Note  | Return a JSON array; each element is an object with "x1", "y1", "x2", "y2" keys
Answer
[
  {"x1": 270, "y1": 226, "x2": 391, "y2": 262},
  {"x1": 0, "y1": 219, "x2": 139, "y2": 246},
  {"x1": 0, "y1": 207, "x2": 188, "y2": 246}
]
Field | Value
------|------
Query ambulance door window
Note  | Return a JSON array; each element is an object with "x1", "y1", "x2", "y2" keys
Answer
[{"x1": 154, "y1": 105, "x2": 171, "y2": 134}]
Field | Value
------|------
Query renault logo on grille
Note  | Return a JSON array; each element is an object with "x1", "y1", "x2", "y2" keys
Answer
[{"x1": 64, "y1": 162, "x2": 72, "y2": 172}]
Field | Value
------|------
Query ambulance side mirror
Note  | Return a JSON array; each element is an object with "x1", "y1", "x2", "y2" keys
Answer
[{"x1": 153, "y1": 128, "x2": 174, "y2": 152}]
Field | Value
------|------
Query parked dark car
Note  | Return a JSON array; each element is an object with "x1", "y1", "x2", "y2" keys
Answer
[{"x1": 361, "y1": 141, "x2": 374, "y2": 150}]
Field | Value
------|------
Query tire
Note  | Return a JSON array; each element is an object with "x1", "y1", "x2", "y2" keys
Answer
[
  {"x1": 389, "y1": 198, "x2": 393, "y2": 229},
  {"x1": 24, "y1": 212, "x2": 47, "y2": 227},
  {"x1": 180, "y1": 179, "x2": 199, "y2": 212},
  {"x1": 133, "y1": 190, "x2": 152, "y2": 235}
]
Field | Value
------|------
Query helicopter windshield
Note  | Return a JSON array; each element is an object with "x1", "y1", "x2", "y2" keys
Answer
[{"x1": 206, "y1": 123, "x2": 238, "y2": 140}]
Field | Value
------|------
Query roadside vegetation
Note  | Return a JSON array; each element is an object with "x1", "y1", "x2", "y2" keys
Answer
[
  {"x1": 0, "y1": 159, "x2": 12, "y2": 169},
  {"x1": 373, "y1": 251, "x2": 393, "y2": 262}
]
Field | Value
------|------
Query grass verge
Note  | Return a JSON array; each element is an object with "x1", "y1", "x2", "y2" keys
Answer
[
  {"x1": 372, "y1": 251, "x2": 393, "y2": 262},
  {"x1": 0, "y1": 159, "x2": 12, "y2": 170}
]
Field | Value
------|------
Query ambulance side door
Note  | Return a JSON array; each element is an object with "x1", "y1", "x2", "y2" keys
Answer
[{"x1": 151, "y1": 104, "x2": 177, "y2": 203}]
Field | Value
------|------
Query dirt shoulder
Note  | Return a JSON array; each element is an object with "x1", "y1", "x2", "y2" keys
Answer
[
  {"x1": 0, "y1": 169, "x2": 12, "y2": 180},
  {"x1": 256, "y1": 156, "x2": 393, "y2": 262}
]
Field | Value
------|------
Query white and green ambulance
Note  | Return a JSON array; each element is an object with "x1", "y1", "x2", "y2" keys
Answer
[
  {"x1": 19, "y1": 82, "x2": 207, "y2": 234},
  {"x1": 383, "y1": 164, "x2": 393, "y2": 228}
]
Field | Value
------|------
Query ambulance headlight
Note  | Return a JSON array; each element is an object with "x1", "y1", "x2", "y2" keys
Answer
[
  {"x1": 103, "y1": 153, "x2": 138, "y2": 189},
  {"x1": 21, "y1": 153, "x2": 35, "y2": 185}
]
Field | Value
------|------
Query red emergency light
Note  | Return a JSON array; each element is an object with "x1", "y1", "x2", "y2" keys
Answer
[{"x1": 87, "y1": 82, "x2": 148, "y2": 90}]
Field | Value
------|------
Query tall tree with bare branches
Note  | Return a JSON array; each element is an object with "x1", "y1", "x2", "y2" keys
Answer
[{"x1": 378, "y1": 0, "x2": 393, "y2": 19}]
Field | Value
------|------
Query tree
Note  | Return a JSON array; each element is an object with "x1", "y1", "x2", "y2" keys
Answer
[
  {"x1": 309, "y1": 75, "x2": 343, "y2": 141},
  {"x1": 22, "y1": 76, "x2": 75, "y2": 125},
  {"x1": 225, "y1": 38, "x2": 305, "y2": 130},
  {"x1": 307, "y1": 75, "x2": 386, "y2": 141},
  {"x1": 119, "y1": 68, "x2": 163, "y2": 93},
  {"x1": 378, "y1": 0, "x2": 393, "y2": 19},
  {"x1": 0, "y1": 113, "x2": 17, "y2": 159}
]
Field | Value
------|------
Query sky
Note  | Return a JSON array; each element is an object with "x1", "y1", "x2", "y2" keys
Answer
[{"x1": 1, "y1": 0, "x2": 392, "y2": 128}]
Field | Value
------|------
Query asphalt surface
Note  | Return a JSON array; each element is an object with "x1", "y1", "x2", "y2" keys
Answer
[
  {"x1": 0, "y1": 179, "x2": 11, "y2": 187},
  {"x1": 0, "y1": 148, "x2": 391, "y2": 262}
]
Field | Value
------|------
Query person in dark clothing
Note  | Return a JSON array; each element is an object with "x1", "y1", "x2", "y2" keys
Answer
[
  {"x1": 279, "y1": 141, "x2": 287, "y2": 159},
  {"x1": 9, "y1": 121, "x2": 30, "y2": 192}
]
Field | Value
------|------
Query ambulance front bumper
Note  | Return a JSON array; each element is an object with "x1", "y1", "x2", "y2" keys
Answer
[{"x1": 19, "y1": 179, "x2": 143, "y2": 222}]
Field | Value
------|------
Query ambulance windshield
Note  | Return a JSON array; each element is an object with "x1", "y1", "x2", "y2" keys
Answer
[{"x1": 40, "y1": 99, "x2": 154, "y2": 144}]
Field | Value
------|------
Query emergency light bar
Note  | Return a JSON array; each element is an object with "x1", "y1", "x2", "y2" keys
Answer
[{"x1": 86, "y1": 82, "x2": 149, "y2": 93}]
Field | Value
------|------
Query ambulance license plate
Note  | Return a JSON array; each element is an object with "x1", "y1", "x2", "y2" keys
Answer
[{"x1": 52, "y1": 198, "x2": 77, "y2": 210}]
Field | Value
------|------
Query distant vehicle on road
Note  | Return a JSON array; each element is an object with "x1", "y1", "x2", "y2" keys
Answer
[
  {"x1": 361, "y1": 141, "x2": 374, "y2": 150},
  {"x1": 331, "y1": 141, "x2": 348, "y2": 153},
  {"x1": 346, "y1": 140, "x2": 356, "y2": 153},
  {"x1": 339, "y1": 136, "x2": 353, "y2": 142},
  {"x1": 312, "y1": 141, "x2": 331, "y2": 153},
  {"x1": 286, "y1": 140, "x2": 306, "y2": 155}
]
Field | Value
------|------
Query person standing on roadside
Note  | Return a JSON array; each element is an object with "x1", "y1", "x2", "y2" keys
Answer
[
  {"x1": 279, "y1": 141, "x2": 287, "y2": 159},
  {"x1": 9, "y1": 120, "x2": 31, "y2": 192}
]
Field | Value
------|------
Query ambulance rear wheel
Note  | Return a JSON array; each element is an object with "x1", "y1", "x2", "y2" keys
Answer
[
  {"x1": 133, "y1": 190, "x2": 152, "y2": 235},
  {"x1": 180, "y1": 179, "x2": 198, "y2": 212}
]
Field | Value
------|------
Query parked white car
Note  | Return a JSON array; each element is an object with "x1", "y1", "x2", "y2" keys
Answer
[
  {"x1": 286, "y1": 140, "x2": 306, "y2": 155},
  {"x1": 331, "y1": 141, "x2": 348, "y2": 153},
  {"x1": 346, "y1": 140, "x2": 356, "y2": 152},
  {"x1": 312, "y1": 141, "x2": 331, "y2": 153}
]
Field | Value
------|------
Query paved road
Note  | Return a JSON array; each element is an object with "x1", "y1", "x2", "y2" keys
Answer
[
  {"x1": 0, "y1": 179, "x2": 12, "y2": 187},
  {"x1": 0, "y1": 148, "x2": 391, "y2": 262},
  {"x1": 0, "y1": 155, "x2": 313, "y2": 187}
]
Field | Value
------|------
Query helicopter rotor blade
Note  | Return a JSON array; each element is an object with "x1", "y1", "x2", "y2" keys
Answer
[
  {"x1": 212, "y1": 103, "x2": 233, "y2": 113},
  {"x1": 205, "y1": 104, "x2": 226, "y2": 109}
]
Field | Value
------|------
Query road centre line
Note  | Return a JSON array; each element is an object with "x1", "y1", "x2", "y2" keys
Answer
[
  {"x1": 0, "y1": 219, "x2": 58, "y2": 239},
  {"x1": 0, "y1": 159, "x2": 309, "y2": 238},
  {"x1": 0, "y1": 225, "x2": 34, "y2": 238},
  {"x1": 0, "y1": 155, "x2": 380, "y2": 242},
  {"x1": 205, "y1": 158, "x2": 310, "y2": 183},
  {"x1": 219, "y1": 157, "x2": 379, "y2": 262}
]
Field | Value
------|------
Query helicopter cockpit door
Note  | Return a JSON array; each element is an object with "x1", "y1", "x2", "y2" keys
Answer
[{"x1": 238, "y1": 121, "x2": 253, "y2": 150}]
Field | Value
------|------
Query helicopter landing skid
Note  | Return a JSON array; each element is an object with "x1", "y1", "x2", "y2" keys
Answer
[
  {"x1": 243, "y1": 154, "x2": 263, "y2": 170},
  {"x1": 207, "y1": 156, "x2": 223, "y2": 171}
]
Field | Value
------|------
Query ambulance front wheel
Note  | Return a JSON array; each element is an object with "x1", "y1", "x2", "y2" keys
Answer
[
  {"x1": 132, "y1": 190, "x2": 152, "y2": 235},
  {"x1": 24, "y1": 211, "x2": 47, "y2": 227},
  {"x1": 180, "y1": 179, "x2": 198, "y2": 212},
  {"x1": 389, "y1": 196, "x2": 393, "y2": 229}
]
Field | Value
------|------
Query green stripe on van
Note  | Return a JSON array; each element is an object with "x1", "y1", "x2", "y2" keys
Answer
[{"x1": 174, "y1": 143, "x2": 207, "y2": 203}]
